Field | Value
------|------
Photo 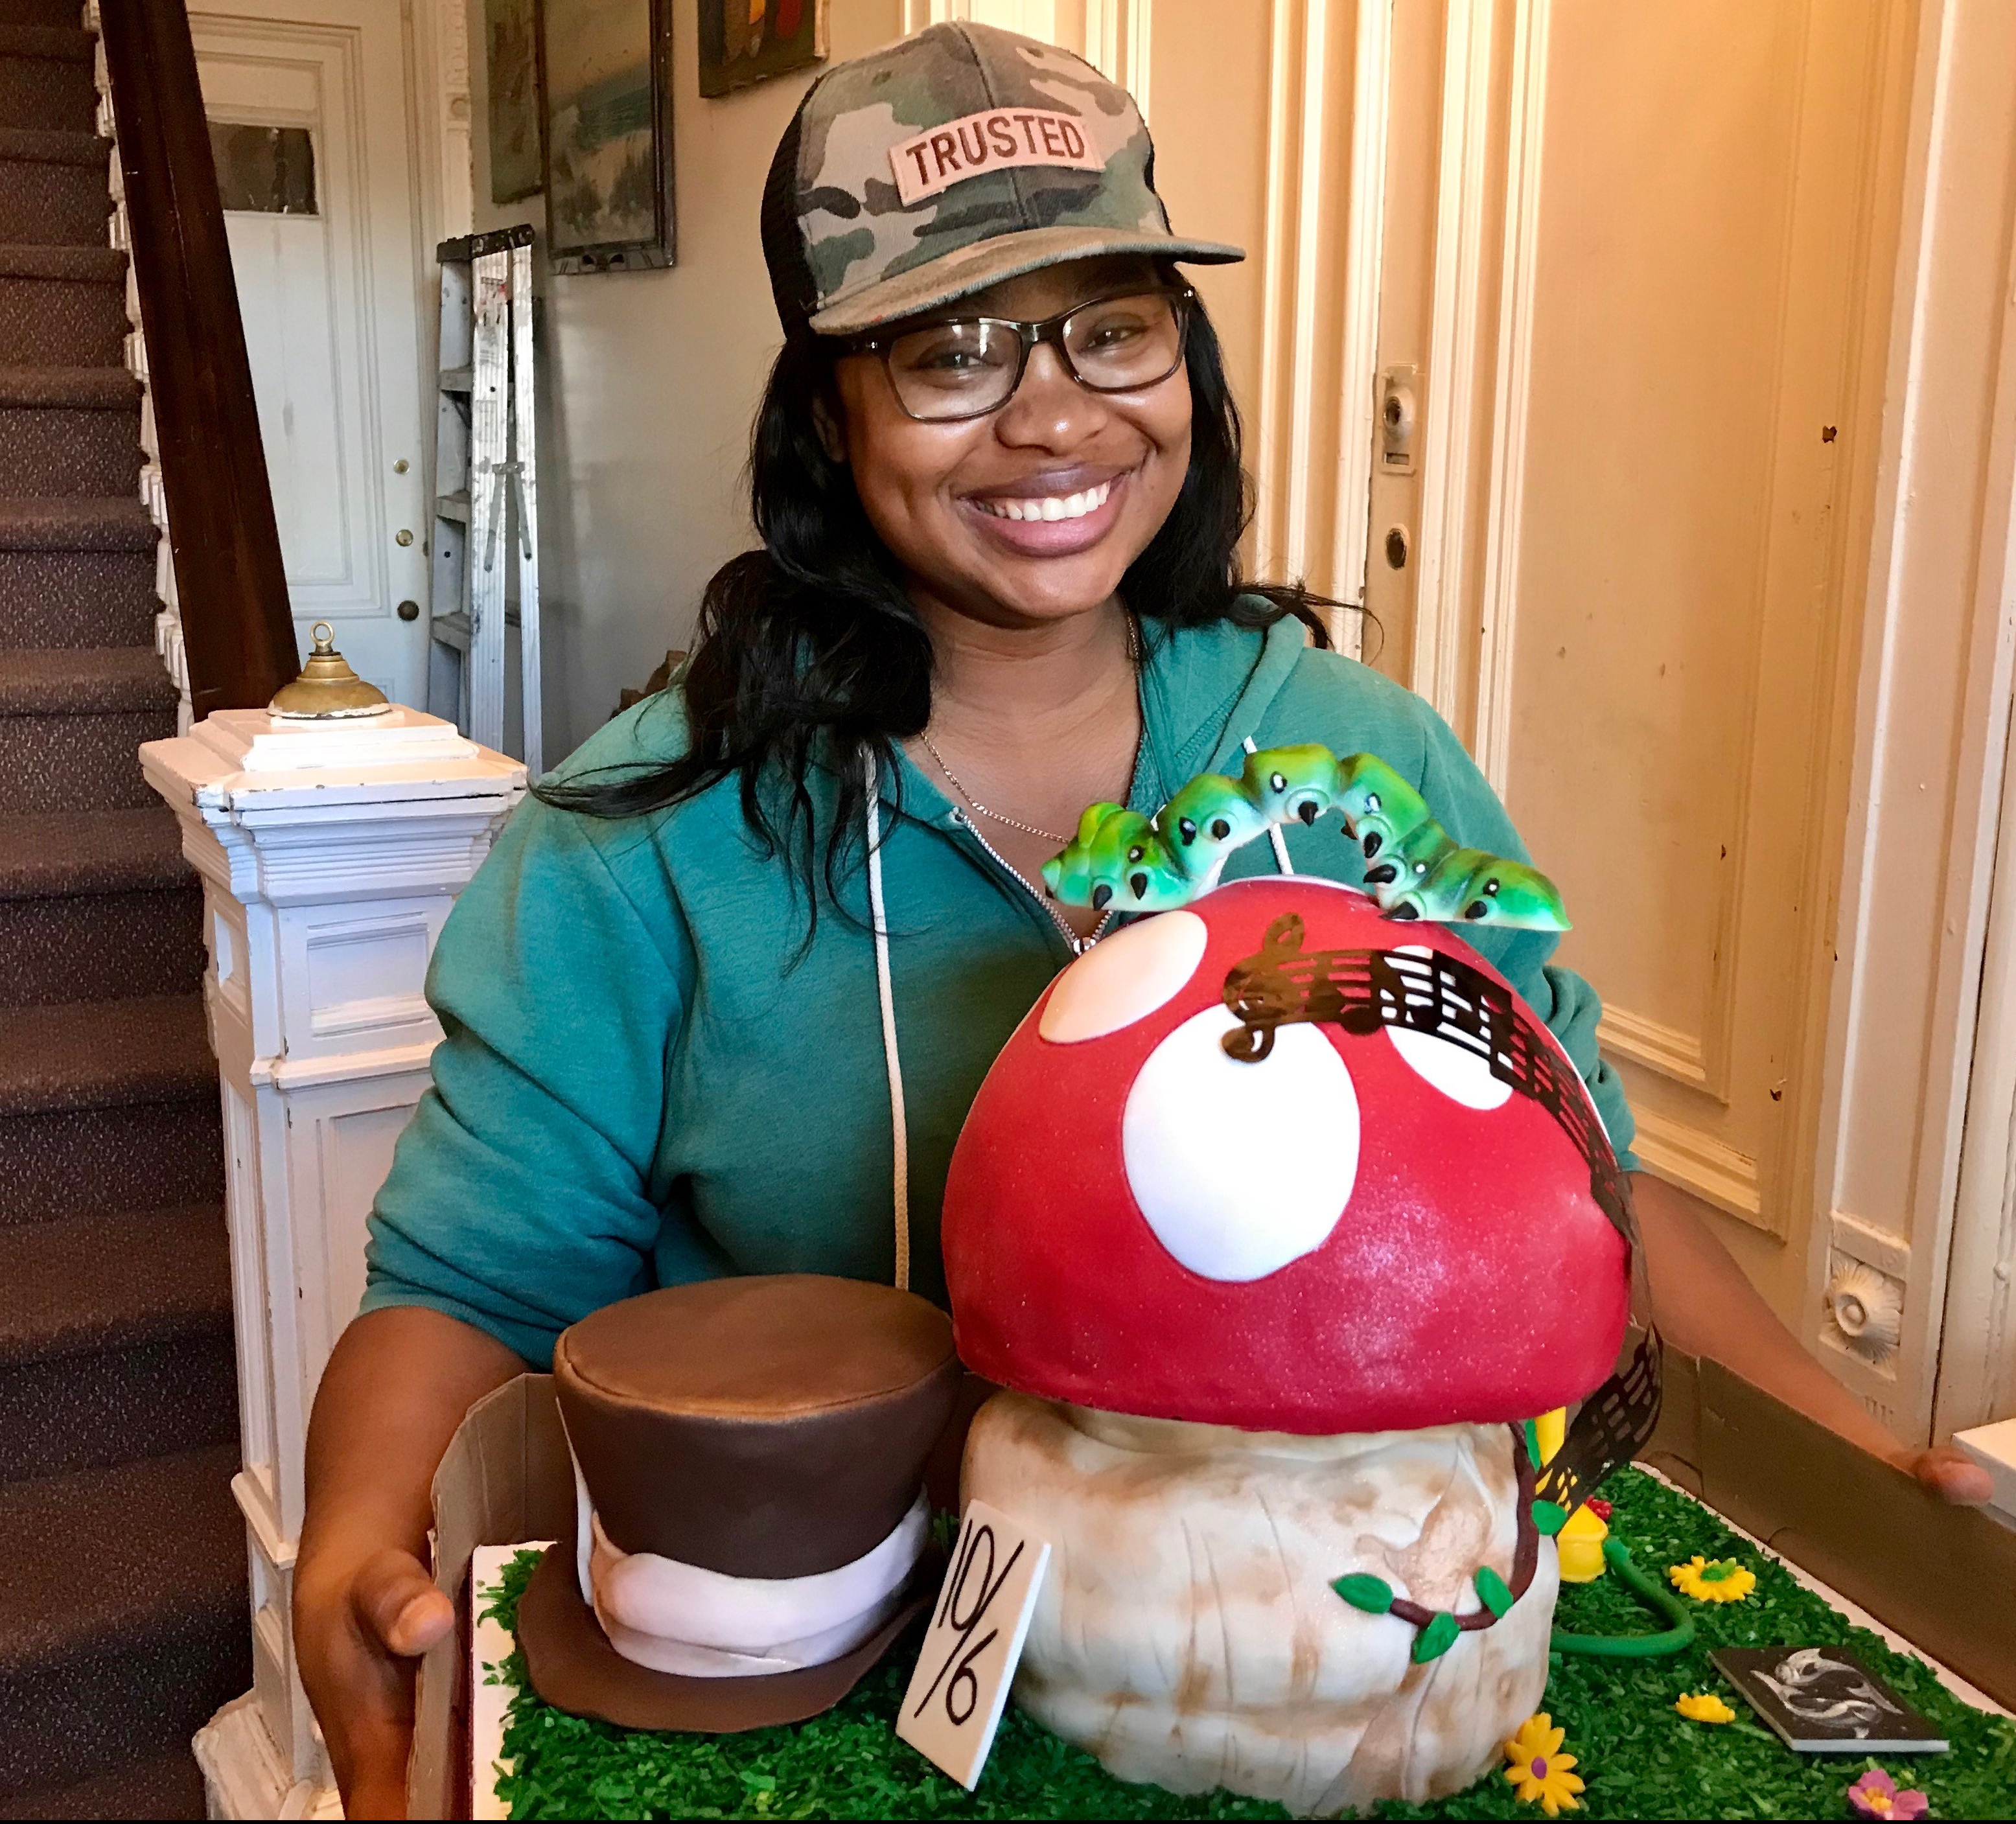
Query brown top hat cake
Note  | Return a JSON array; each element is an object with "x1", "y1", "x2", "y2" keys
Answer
[{"x1": 516, "y1": 1275, "x2": 962, "y2": 1733}]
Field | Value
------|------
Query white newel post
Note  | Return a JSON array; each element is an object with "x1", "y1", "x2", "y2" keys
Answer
[{"x1": 141, "y1": 706, "x2": 526, "y2": 1819}]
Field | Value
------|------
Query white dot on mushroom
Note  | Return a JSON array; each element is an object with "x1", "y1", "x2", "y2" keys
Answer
[
  {"x1": 1039, "y1": 910, "x2": 1210, "y2": 1043},
  {"x1": 1382, "y1": 945, "x2": 1514, "y2": 1111},
  {"x1": 1120, "y1": 1005, "x2": 1360, "y2": 1280}
]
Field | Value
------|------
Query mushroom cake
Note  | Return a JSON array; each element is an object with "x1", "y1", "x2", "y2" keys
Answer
[{"x1": 942, "y1": 876, "x2": 1638, "y2": 1815}]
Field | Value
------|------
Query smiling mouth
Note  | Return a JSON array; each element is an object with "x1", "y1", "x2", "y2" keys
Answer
[{"x1": 969, "y1": 476, "x2": 1118, "y2": 523}]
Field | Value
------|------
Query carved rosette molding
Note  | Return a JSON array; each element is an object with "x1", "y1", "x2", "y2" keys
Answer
[{"x1": 434, "y1": 0, "x2": 473, "y2": 232}]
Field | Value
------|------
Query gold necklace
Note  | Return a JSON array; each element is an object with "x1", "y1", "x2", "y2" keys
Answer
[
  {"x1": 918, "y1": 733, "x2": 1074, "y2": 845},
  {"x1": 919, "y1": 611, "x2": 1142, "y2": 848}
]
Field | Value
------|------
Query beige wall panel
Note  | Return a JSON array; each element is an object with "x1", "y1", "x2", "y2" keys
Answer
[
  {"x1": 1494, "y1": 0, "x2": 1894, "y2": 1316},
  {"x1": 1831, "y1": 45, "x2": 2016, "y2": 1253},
  {"x1": 1511, "y1": 0, "x2": 1802, "y2": 1124},
  {"x1": 1140, "y1": 0, "x2": 1273, "y2": 454},
  {"x1": 1821, "y1": 0, "x2": 2016, "y2": 1438}
]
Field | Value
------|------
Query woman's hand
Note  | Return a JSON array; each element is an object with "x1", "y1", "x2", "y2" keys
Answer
[
  {"x1": 294, "y1": 1541, "x2": 456, "y2": 1818},
  {"x1": 1631, "y1": 1172, "x2": 1993, "y2": 1506},
  {"x1": 294, "y1": 1306, "x2": 526, "y2": 1817},
  {"x1": 1892, "y1": 1443, "x2": 1995, "y2": 1505}
]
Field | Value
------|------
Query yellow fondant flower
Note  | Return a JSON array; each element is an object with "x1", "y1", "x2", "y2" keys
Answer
[
  {"x1": 1667, "y1": 1555, "x2": 1757, "y2": 1602},
  {"x1": 1503, "y1": 1713, "x2": 1584, "y2": 1816},
  {"x1": 1674, "y1": 1691, "x2": 1737, "y2": 1724}
]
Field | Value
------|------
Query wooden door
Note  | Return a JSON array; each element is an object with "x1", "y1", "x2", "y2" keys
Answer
[
  {"x1": 193, "y1": 0, "x2": 432, "y2": 707},
  {"x1": 1391, "y1": 0, "x2": 1914, "y2": 1364}
]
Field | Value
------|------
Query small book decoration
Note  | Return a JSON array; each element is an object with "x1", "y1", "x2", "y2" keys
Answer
[{"x1": 1709, "y1": 1646, "x2": 1951, "y2": 1754}]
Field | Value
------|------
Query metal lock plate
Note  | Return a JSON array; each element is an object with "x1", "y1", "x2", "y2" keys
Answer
[{"x1": 1379, "y1": 365, "x2": 1418, "y2": 476}]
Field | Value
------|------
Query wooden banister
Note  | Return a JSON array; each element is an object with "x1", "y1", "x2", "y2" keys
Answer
[{"x1": 97, "y1": 0, "x2": 299, "y2": 715}]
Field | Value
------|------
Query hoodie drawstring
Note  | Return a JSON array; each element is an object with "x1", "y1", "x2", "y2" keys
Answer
[
  {"x1": 864, "y1": 737, "x2": 1283, "y2": 1294},
  {"x1": 863, "y1": 749, "x2": 911, "y2": 1291},
  {"x1": 1244, "y1": 735, "x2": 1297, "y2": 877}
]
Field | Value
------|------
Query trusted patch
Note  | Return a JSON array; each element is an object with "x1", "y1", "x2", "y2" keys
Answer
[{"x1": 889, "y1": 109, "x2": 1102, "y2": 206}]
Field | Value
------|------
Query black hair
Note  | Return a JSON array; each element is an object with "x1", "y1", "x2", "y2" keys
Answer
[{"x1": 533, "y1": 294, "x2": 1346, "y2": 917}]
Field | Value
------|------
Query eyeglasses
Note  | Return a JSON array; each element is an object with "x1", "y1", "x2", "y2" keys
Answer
[{"x1": 845, "y1": 285, "x2": 1194, "y2": 424}]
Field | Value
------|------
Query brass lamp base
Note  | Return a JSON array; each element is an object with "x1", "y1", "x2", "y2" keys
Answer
[{"x1": 269, "y1": 621, "x2": 393, "y2": 720}]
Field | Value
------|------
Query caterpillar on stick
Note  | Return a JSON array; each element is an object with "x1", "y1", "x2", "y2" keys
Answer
[{"x1": 1040, "y1": 745, "x2": 1571, "y2": 929}]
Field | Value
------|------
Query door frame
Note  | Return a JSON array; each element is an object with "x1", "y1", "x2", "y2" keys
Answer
[
  {"x1": 1809, "y1": 0, "x2": 2016, "y2": 1444},
  {"x1": 1400, "y1": 0, "x2": 2016, "y2": 1444},
  {"x1": 191, "y1": 0, "x2": 470, "y2": 700}
]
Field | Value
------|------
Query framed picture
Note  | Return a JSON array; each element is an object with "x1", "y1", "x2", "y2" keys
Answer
[
  {"x1": 698, "y1": 0, "x2": 826, "y2": 98},
  {"x1": 484, "y1": 0, "x2": 542, "y2": 204},
  {"x1": 540, "y1": 0, "x2": 675, "y2": 272}
]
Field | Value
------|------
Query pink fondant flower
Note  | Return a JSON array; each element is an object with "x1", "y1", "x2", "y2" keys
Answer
[{"x1": 1846, "y1": 1766, "x2": 1930, "y2": 1819}]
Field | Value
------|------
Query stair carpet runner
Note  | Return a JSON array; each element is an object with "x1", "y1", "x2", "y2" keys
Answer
[{"x1": 0, "y1": 0, "x2": 248, "y2": 1815}]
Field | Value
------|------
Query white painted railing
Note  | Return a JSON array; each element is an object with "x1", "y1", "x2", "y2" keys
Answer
[{"x1": 143, "y1": 707, "x2": 524, "y2": 1818}]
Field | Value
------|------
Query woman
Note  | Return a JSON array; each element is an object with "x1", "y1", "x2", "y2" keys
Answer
[{"x1": 295, "y1": 23, "x2": 1988, "y2": 1816}]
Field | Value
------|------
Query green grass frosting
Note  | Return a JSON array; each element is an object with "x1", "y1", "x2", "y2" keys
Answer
[{"x1": 479, "y1": 1468, "x2": 2016, "y2": 1820}]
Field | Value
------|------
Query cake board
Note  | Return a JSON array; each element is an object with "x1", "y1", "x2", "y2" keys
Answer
[{"x1": 463, "y1": 1467, "x2": 2016, "y2": 1821}]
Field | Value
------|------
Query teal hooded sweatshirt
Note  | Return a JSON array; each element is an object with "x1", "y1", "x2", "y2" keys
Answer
[{"x1": 362, "y1": 614, "x2": 1637, "y2": 1367}]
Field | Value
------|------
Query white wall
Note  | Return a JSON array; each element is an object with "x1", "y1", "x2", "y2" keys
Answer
[{"x1": 466, "y1": 0, "x2": 905, "y2": 757}]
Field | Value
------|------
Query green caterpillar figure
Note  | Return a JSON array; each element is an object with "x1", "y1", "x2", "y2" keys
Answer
[{"x1": 1041, "y1": 745, "x2": 1571, "y2": 930}]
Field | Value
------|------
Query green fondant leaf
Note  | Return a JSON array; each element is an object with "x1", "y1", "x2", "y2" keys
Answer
[
  {"x1": 1475, "y1": 1565, "x2": 1515, "y2": 1618},
  {"x1": 1533, "y1": 1499, "x2": 1569, "y2": 1536},
  {"x1": 1330, "y1": 1572, "x2": 1394, "y2": 1613},
  {"x1": 1412, "y1": 1611, "x2": 1462, "y2": 1663}
]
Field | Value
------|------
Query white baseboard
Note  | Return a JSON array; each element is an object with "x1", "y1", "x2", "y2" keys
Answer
[{"x1": 194, "y1": 1691, "x2": 343, "y2": 1821}]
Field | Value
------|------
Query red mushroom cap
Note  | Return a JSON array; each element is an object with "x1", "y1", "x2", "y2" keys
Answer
[{"x1": 942, "y1": 879, "x2": 1632, "y2": 1435}]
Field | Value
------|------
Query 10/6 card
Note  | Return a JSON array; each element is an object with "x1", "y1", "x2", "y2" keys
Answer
[{"x1": 896, "y1": 1502, "x2": 1050, "y2": 1790}]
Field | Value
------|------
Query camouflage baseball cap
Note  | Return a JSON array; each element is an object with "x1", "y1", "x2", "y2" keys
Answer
[{"x1": 761, "y1": 21, "x2": 1243, "y2": 336}]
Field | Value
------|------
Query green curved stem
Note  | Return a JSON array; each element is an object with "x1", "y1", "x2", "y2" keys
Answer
[{"x1": 1550, "y1": 1540, "x2": 1697, "y2": 1659}]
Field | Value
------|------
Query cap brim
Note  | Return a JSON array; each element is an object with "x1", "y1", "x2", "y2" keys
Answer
[
  {"x1": 516, "y1": 1541, "x2": 940, "y2": 1734},
  {"x1": 807, "y1": 224, "x2": 1245, "y2": 335}
]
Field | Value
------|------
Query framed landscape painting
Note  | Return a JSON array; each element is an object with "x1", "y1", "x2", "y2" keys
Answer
[
  {"x1": 698, "y1": 0, "x2": 826, "y2": 98},
  {"x1": 484, "y1": 0, "x2": 542, "y2": 203},
  {"x1": 540, "y1": 0, "x2": 675, "y2": 271}
]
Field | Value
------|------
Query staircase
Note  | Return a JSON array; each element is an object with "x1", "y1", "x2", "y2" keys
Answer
[{"x1": 0, "y1": 1, "x2": 247, "y2": 1814}]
